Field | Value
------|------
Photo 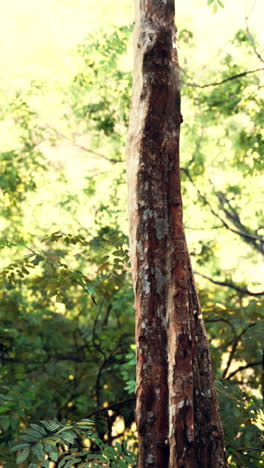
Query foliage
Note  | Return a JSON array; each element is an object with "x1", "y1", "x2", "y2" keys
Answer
[
  {"x1": 207, "y1": 0, "x2": 224, "y2": 14},
  {"x1": 0, "y1": 91, "x2": 48, "y2": 249},
  {"x1": 69, "y1": 25, "x2": 132, "y2": 154},
  {"x1": 179, "y1": 22, "x2": 264, "y2": 466},
  {"x1": 120, "y1": 345, "x2": 136, "y2": 395},
  {"x1": 10, "y1": 418, "x2": 137, "y2": 467},
  {"x1": 0, "y1": 223, "x2": 135, "y2": 464}
]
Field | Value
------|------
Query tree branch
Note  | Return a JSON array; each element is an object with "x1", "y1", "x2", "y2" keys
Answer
[
  {"x1": 182, "y1": 168, "x2": 264, "y2": 253},
  {"x1": 245, "y1": 16, "x2": 264, "y2": 65},
  {"x1": 222, "y1": 323, "x2": 256, "y2": 378},
  {"x1": 226, "y1": 360, "x2": 262, "y2": 380},
  {"x1": 45, "y1": 125, "x2": 121, "y2": 163},
  {"x1": 181, "y1": 67, "x2": 264, "y2": 89},
  {"x1": 210, "y1": 184, "x2": 264, "y2": 255},
  {"x1": 204, "y1": 317, "x2": 237, "y2": 337},
  {"x1": 86, "y1": 397, "x2": 136, "y2": 418},
  {"x1": 195, "y1": 271, "x2": 264, "y2": 297}
]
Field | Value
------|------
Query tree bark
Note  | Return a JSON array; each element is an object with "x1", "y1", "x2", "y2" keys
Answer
[{"x1": 126, "y1": 1, "x2": 228, "y2": 467}]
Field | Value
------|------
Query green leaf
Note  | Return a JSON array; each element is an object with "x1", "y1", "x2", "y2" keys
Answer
[
  {"x1": 0, "y1": 393, "x2": 14, "y2": 401},
  {"x1": 94, "y1": 454, "x2": 108, "y2": 462},
  {"x1": 58, "y1": 455, "x2": 74, "y2": 465},
  {"x1": 84, "y1": 284, "x2": 96, "y2": 295},
  {"x1": 16, "y1": 447, "x2": 30, "y2": 464},
  {"x1": 102, "y1": 445, "x2": 117, "y2": 458},
  {"x1": 92, "y1": 436, "x2": 104, "y2": 447},
  {"x1": 116, "y1": 460, "x2": 127, "y2": 468},
  {"x1": 29, "y1": 423, "x2": 47, "y2": 436},
  {"x1": 217, "y1": 0, "x2": 224, "y2": 6},
  {"x1": 61, "y1": 431, "x2": 77, "y2": 444},
  {"x1": 77, "y1": 418, "x2": 95, "y2": 424},
  {"x1": 42, "y1": 462, "x2": 50, "y2": 468},
  {"x1": 58, "y1": 458, "x2": 66, "y2": 468},
  {"x1": 114, "y1": 442, "x2": 122, "y2": 453},
  {"x1": 23, "y1": 427, "x2": 43, "y2": 440},
  {"x1": 32, "y1": 442, "x2": 46, "y2": 461},
  {"x1": 43, "y1": 441, "x2": 56, "y2": 452},
  {"x1": 56, "y1": 425, "x2": 74, "y2": 434},
  {"x1": 28, "y1": 464, "x2": 38, "y2": 468},
  {"x1": 64, "y1": 459, "x2": 81, "y2": 468},
  {"x1": 112, "y1": 250, "x2": 125, "y2": 257},
  {"x1": 58, "y1": 457, "x2": 83, "y2": 468},
  {"x1": 20, "y1": 433, "x2": 40, "y2": 443},
  {"x1": 49, "y1": 451, "x2": 59, "y2": 462},
  {"x1": 10, "y1": 443, "x2": 30, "y2": 452},
  {"x1": 40, "y1": 420, "x2": 61, "y2": 431},
  {"x1": 124, "y1": 454, "x2": 136, "y2": 463},
  {"x1": 42, "y1": 436, "x2": 61, "y2": 445},
  {"x1": 75, "y1": 419, "x2": 95, "y2": 429}
]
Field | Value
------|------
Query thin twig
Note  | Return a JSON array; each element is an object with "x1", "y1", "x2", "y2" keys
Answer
[
  {"x1": 45, "y1": 125, "x2": 121, "y2": 163},
  {"x1": 245, "y1": 16, "x2": 264, "y2": 64},
  {"x1": 86, "y1": 397, "x2": 136, "y2": 418},
  {"x1": 204, "y1": 318, "x2": 237, "y2": 337}
]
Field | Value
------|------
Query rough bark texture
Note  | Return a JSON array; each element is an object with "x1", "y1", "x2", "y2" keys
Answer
[{"x1": 126, "y1": 1, "x2": 229, "y2": 467}]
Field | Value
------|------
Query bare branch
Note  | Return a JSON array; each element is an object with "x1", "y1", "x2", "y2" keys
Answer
[
  {"x1": 195, "y1": 271, "x2": 264, "y2": 297},
  {"x1": 44, "y1": 124, "x2": 121, "y2": 163},
  {"x1": 181, "y1": 66, "x2": 264, "y2": 89},
  {"x1": 227, "y1": 445, "x2": 263, "y2": 462},
  {"x1": 86, "y1": 397, "x2": 136, "y2": 418},
  {"x1": 186, "y1": 225, "x2": 222, "y2": 231},
  {"x1": 204, "y1": 317, "x2": 237, "y2": 337},
  {"x1": 182, "y1": 168, "x2": 264, "y2": 253},
  {"x1": 245, "y1": 16, "x2": 264, "y2": 65},
  {"x1": 226, "y1": 360, "x2": 262, "y2": 380},
  {"x1": 209, "y1": 183, "x2": 264, "y2": 255},
  {"x1": 222, "y1": 323, "x2": 256, "y2": 378}
]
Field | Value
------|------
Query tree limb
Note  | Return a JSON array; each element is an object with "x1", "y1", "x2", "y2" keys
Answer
[
  {"x1": 195, "y1": 271, "x2": 264, "y2": 297},
  {"x1": 86, "y1": 397, "x2": 136, "y2": 418},
  {"x1": 210, "y1": 184, "x2": 264, "y2": 255},
  {"x1": 182, "y1": 168, "x2": 264, "y2": 254},
  {"x1": 45, "y1": 125, "x2": 121, "y2": 163},
  {"x1": 222, "y1": 323, "x2": 256, "y2": 378},
  {"x1": 245, "y1": 16, "x2": 264, "y2": 65},
  {"x1": 204, "y1": 317, "x2": 237, "y2": 337},
  {"x1": 181, "y1": 67, "x2": 264, "y2": 89},
  {"x1": 226, "y1": 360, "x2": 262, "y2": 380}
]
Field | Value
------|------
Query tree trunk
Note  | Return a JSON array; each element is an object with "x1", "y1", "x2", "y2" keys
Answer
[{"x1": 126, "y1": 1, "x2": 228, "y2": 467}]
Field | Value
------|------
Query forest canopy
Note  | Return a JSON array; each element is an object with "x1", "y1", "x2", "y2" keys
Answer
[{"x1": 0, "y1": 0, "x2": 263, "y2": 467}]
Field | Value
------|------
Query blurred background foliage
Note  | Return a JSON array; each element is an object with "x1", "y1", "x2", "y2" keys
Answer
[{"x1": 0, "y1": 0, "x2": 263, "y2": 466}]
